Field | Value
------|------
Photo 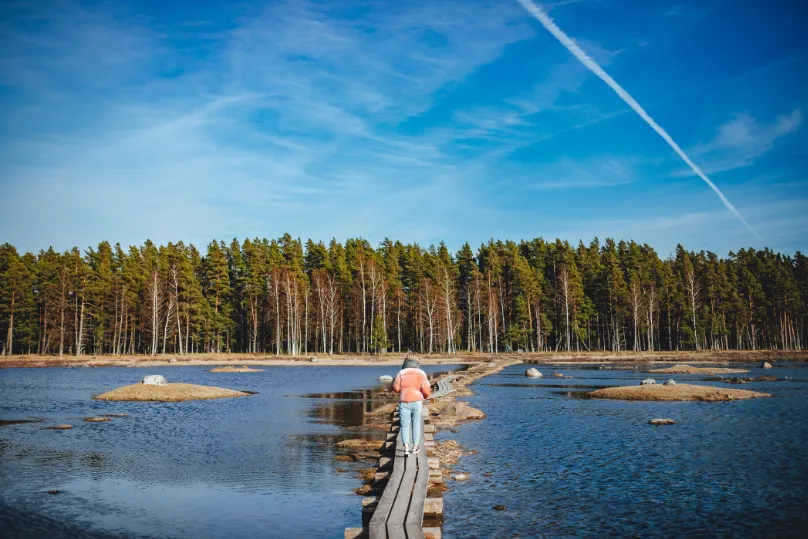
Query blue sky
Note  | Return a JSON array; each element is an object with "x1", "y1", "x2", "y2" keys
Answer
[{"x1": 1, "y1": 0, "x2": 806, "y2": 257}]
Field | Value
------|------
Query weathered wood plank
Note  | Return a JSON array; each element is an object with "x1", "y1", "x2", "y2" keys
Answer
[
  {"x1": 423, "y1": 498, "x2": 443, "y2": 516},
  {"x1": 385, "y1": 442, "x2": 418, "y2": 538},
  {"x1": 368, "y1": 427, "x2": 406, "y2": 539},
  {"x1": 428, "y1": 469, "x2": 443, "y2": 483},
  {"x1": 404, "y1": 418, "x2": 429, "y2": 539},
  {"x1": 346, "y1": 527, "x2": 440, "y2": 539}
]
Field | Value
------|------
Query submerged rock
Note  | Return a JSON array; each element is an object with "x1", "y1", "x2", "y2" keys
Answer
[
  {"x1": 493, "y1": 505, "x2": 506, "y2": 511},
  {"x1": 553, "y1": 373, "x2": 565, "y2": 378},
  {"x1": 95, "y1": 383, "x2": 252, "y2": 402},
  {"x1": 663, "y1": 379, "x2": 676, "y2": 386},
  {"x1": 84, "y1": 417, "x2": 110, "y2": 423},
  {"x1": 208, "y1": 366, "x2": 263, "y2": 373},
  {"x1": 142, "y1": 375, "x2": 167, "y2": 386},
  {"x1": 761, "y1": 362, "x2": 773, "y2": 369},
  {"x1": 649, "y1": 418, "x2": 676, "y2": 426},
  {"x1": 452, "y1": 473, "x2": 469, "y2": 481},
  {"x1": 590, "y1": 383, "x2": 770, "y2": 402},
  {"x1": 641, "y1": 378, "x2": 656, "y2": 385},
  {"x1": 649, "y1": 364, "x2": 747, "y2": 375},
  {"x1": 525, "y1": 368, "x2": 542, "y2": 378},
  {"x1": 41, "y1": 424, "x2": 72, "y2": 430}
]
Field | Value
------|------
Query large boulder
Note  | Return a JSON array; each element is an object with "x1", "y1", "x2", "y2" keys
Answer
[
  {"x1": 641, "y1": 378, "x2": 656, "y2": 385},
  {"x1": 142, "y1": 375, "x2": 168, "y2": 386},
  {"x1": 663, "y1": 379, "x2": 676, "y2": 386},
  {"x1": 761, "y1": 362, "x2": 773, "y2": 369},
  {"x1": 378, "y1": 375, "x2": 394, "y2": 382},
  {"x1": 525, "y1": 368, "x2": 542, "y2": 378}
]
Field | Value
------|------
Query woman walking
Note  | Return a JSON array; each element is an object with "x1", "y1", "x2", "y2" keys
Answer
[{"x1": 392, "y1": 356, "x2": 431, "y2": 455}]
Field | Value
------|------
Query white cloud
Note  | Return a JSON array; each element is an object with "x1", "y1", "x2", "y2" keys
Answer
[
  {"x1": 524, "y1": 155, "x2": 638, "y2": 189},
  {"x1": 678, "y1": 109, "x2": 803, "y2": 175}
]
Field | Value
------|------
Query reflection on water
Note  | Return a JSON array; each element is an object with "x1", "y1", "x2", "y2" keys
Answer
[
  {"x1": 443, "y1": 362, "x2": 808, "y2": 538},
  {"x1": 304, "y1": 368, "x2": 459, "y2": 428},
  {"x1": 0, "y1": 364, "x2": 460, "y2": 539}
]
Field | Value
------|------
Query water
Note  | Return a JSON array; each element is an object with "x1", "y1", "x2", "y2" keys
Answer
[
  {"x1": 0, "y1": 364, "x2": 459, "y2": 539},
  {"x1": 443, "y1": 363, "x2": 808, "y2": 538}
]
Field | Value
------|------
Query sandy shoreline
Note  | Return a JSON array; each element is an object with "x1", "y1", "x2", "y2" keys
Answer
[{"x1": 1, "y1": 350, "x2": 805, "y2": 369}]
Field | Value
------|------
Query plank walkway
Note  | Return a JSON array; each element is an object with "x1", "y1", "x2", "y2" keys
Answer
[{"x1": 345, "y1": 375, "x2": 456, "y2": 539}]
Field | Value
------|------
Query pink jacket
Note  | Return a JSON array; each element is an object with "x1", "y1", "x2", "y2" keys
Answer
[{"x1": 393, "y1": 368, "x2": 431, "y2": 402}]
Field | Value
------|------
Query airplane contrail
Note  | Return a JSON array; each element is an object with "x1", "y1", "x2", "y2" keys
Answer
[{"x1": 515, "y1": 0, "x2": 762, "y2": 241}]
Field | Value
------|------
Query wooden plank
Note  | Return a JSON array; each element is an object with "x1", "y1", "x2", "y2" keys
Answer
[
  {"x1": 374, "y1": 471, "x2": 389, "y2": 482},
  {"x1": 404, "y1": 415, "x2": 430, "y2": 539},
  {"x1": 346, "y1": 528, "x2": 439, "y2": 539},
  {"x1": 423, "y1": 498, "x2": 443, "y2": 516},
  {"x1": 369, "y1": 427, "x2": 405, "y2": 539},
  {"x1": 428, "y1": 470, "x2": 443, "y2": 483},
  {"x1": 385, "y1": 443, "x2": 418, "y2": 538}
]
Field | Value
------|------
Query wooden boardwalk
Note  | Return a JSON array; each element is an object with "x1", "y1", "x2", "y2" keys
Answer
[{"x1": 345, "y1": 375, "x2": 456, "y2": 539}]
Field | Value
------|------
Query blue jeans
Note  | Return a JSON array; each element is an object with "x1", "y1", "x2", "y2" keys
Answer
[{"x1": 398, "y1": 400, "x2": 423, "y2": 448}]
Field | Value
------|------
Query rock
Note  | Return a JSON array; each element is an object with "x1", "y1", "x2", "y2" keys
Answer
[
  {"x1": 169, "y1": 358, "x2": 178, "y2": 363},
  {"x1": 81, "y1": 364, "x2": 90, "y2": 368},
  {"x1": 452, "y1": 473, "x2": 469, "y2": 481},
  {"x1": 493, "y1": 505, "x2": 506, "y2": 511},
  {"x1": 488, "y1": 362, "x2": 497, "y2": 366},
  {"x1": 378, "y1": 375, "x2": 394, "y2": 382},
  {"x1": 553, "y1": 373, "x2": 564, "y2": 378},
  {"x1": 47, "y1": 490, "x2": 61, "y2": 495},
  {"x1": 41, "y1": 424, "x2": 72, "y2": 430},
  {"x1": 641, "y1": 378, "x2": 656, "y2": 385},
  {"x1": 761, "y1": 362, "x2": 773, "y2": 369},
  {"x1": 84, "y1": 417, "x2": 110, "y2": 423},
  {"x1": 525, "y1": 368, "x2": 542, "y2": 378},
  {"x1": 663, "y1": 379, "x2": 676, "y2": 386},
  {"x1": 310, "y1": 357, "x2": 319, "y2": 363},
  {"x1": 142, "y1": 375, "x2": 168, "y2": 386},
  {"x1": 649, "y1": 418, "x2": 676, "y2": 425}
]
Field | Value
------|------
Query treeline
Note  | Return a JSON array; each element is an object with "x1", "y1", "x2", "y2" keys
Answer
[{"x1": 0, "y1": 236, "x2": 806, "y2": 356}]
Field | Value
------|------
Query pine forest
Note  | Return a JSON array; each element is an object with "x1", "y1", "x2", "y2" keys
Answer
[{"x1": 0, "y1": 236, "x2": 806, "y2": 357}]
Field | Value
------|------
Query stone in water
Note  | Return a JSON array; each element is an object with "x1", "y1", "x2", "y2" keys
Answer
[
  {"x1": 142, "y1": 375, "x2": 168, "y2": 386},
  {"x1": 525, "y1": 368, "x2": 542, "y2": 378},
  {"x1": 663, "y1": 379, "x2": 676, "y2": 386},
  {"x1": 378, "y1": 375, "x2": 393, "y2": 382},
  {"x1": 641, "y1": 378, "x2": 656, "y2": 385}
]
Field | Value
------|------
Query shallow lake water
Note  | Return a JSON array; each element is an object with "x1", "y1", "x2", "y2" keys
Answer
[
  {"x1": 442, "y1": 362, "x2": 808, "y2": 538},
  {"x1": 0, "y1": 364, "x2": 459, "y2": 538}
]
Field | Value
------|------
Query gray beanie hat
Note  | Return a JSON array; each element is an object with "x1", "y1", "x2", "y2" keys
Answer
[{"x1": 402, "y1": 357, "x2": 420, "y2": 369}]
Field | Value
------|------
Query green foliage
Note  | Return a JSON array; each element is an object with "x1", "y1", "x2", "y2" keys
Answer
[{"x1": 0, "y1": 237, "x2": 805, "y2": 355}]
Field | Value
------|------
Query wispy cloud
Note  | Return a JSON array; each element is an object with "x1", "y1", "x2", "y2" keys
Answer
[
  {"x1": 525, "y1": 155, "x2": 638, "y2": 189},
  {"x1": 678, "y1": 109, "x2": 804, "y2": 175}
]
